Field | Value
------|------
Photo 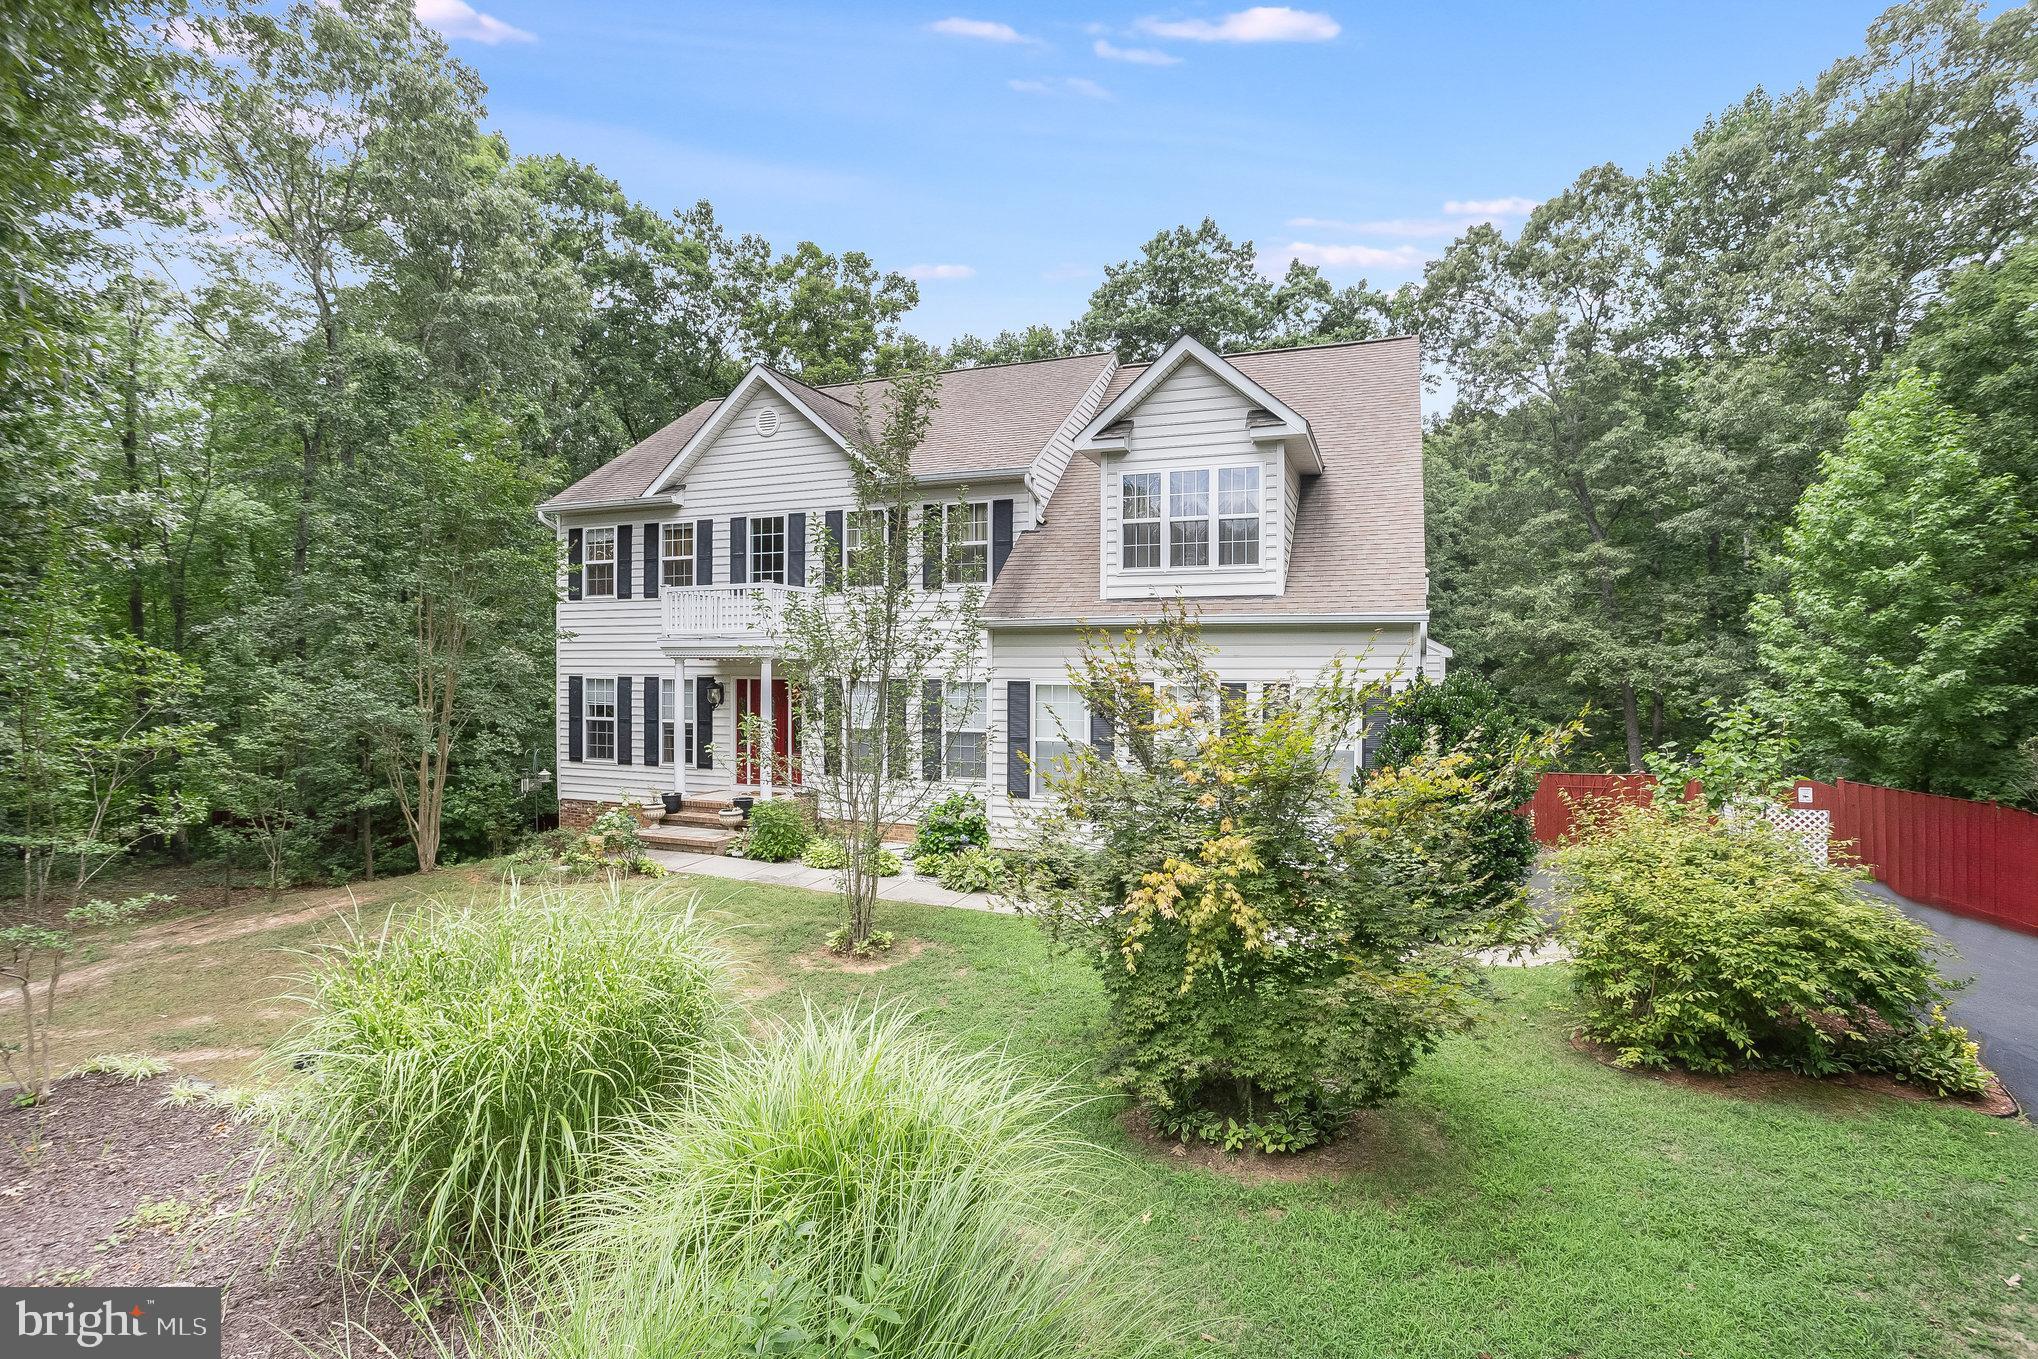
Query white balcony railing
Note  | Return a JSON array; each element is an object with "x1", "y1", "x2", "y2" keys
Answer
[{"x1": 660, "y1": 583, "x2": 807, "y2": 644}]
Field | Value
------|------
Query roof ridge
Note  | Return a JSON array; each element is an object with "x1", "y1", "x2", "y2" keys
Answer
[
  {"x1": 811, "y1": 348, "x2": 1117, "y2": 390},
  {"x1": 1219, "y1": 333, "x2": 1416, "y2": 360}
]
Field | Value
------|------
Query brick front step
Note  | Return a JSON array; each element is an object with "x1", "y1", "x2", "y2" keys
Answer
[{"x1": 640, "y1": 823, "x2": 740, "y2": 854}]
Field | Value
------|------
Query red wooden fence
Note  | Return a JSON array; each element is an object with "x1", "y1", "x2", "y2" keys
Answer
[{"x1": 1525, "y1": 773, "x2": 2038, "y2": 936}]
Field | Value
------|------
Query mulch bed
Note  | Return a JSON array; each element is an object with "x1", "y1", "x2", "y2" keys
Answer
[
  {"x1": 0, "y1": 1074, "x2": 457, "y2": 1358},
  {"x1": 1565, "y1": 1032, "x2": 2022, "y2": 1118}
]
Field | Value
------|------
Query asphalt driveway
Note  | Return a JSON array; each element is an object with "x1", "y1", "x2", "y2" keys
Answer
[{"x1": 1863, "y1": 882, "x2": 2038, "y2": 1112}]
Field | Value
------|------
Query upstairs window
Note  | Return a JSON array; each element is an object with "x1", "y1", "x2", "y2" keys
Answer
[
  {"x1": 661, "y1": 522, "x2": 694, "y2": 589},
  {"x1": 583, "y1": 526, "x2": 617, "y2": 597},
  {"x1": 1121, "y1": 473, "x2": 1161, "y2": 569},
  {"x1": 846, "y1": 509, "x2": 886, "y2": 579},
  {"x1": 1119, "y1": 465, "x2": 1262, "y2": 571},
  {"x1": 585, "y1": 678, "x2": 617, "y2": 761},
  {"x1": 945, "y1": 502, "x2": 990, "y2": 584},
  {"x1": 750, "y1": 515, "x2": 787, "y2": 584}
]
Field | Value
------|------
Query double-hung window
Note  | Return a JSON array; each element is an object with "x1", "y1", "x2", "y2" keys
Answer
[
  {"x1": 659, "y1": 680, "x2": 692, "y2": 765},
  {"x1": 944, "y1": 503, "x2": 990, "y2": 584},
  {"x1": 848, "y1": 681, "x2": 881, "y2": 772},
  {"x1": 1119, "y1": 466, "x2": 1262, "y2": 570},
  {"x1": 661, "y1": 522, "x2": 694, "y2": 589},
  {"x1": 1121, "y1": 473, "x2": 1162, "y2": 569},
  {"x1": 1031, "y1": 683, "x2": 1089, "y2": 796},
  {"x1": 583, "y1": 526, "x2": 617, "y2": 596},
  {"x1": 943, "y1": 682, "x2": 988, "y2": 779},
  {"x1": 585, "y1": 678, "x2": 617, "y2": 761},
  {"x1": 845, "y1": 510, "x2": 886, "y2": 580},
  {"x1": 750, "y1": 515, "x2": 787, "y2": 584}
]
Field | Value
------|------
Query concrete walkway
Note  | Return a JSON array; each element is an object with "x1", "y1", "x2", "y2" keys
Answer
[{"x1": 646, "y1": 849, "x2": 1015, "y2": 913}]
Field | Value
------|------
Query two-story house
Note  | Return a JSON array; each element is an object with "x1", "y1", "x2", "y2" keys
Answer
[{"x1": 539, "y1": 332, "x2": 1446, "y2": 849}]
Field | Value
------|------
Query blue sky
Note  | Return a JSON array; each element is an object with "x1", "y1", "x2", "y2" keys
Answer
[{"x1": 423, "y1": 0, "x2": 1898, "y2": 346}]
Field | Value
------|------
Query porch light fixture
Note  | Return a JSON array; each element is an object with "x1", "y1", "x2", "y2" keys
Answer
[{"x1": 707, "y1": 681, "x2": 727, "y2": 709}]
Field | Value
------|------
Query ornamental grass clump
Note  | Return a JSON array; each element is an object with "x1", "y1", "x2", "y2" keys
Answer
[
  {"x1": 1554, "y1": 799, "x2": 1988, "y2": 1095},
  {"x1": 498, "y1": 1008, "x2": 1175, "y2": 1359},
  {"x1": 262, "y1": 880, "x2": 735, "y2": 1278}
]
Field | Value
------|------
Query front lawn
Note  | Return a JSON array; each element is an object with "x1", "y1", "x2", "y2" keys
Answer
[{"x1": 24, "y1": 865, "x2": 2038, "y2": 1358}]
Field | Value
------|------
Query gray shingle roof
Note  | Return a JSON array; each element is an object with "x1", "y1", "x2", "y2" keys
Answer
[
  {"x1": 542, "y1": 351, "x2": 1116, "y2": 508},
  {"x1": 984, "y1": 336, "x2": 1428, "y2": 621}
]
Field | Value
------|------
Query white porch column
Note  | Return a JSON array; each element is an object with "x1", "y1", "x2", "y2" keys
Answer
[
  {"x1": 759, "y1": 654, "x2": 775, "y2": 801},
  {"x1": 672, "y1": 657, "x2": 687, "y2": 799}
]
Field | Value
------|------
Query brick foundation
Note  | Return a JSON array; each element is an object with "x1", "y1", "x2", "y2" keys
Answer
[{"x1": 557, "y1": 799, "x2": 606, "y2": 832}]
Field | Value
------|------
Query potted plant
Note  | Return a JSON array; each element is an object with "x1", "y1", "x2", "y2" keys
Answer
[{"x1": 717, "y1": 806, "x2": 746, "y2": 829}]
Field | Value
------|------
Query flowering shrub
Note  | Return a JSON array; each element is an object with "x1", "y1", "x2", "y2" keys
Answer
[
  {"x1": 544, "y1": 803, "x2": 663, "y2": 877},
  {"x1": 1554, "y1": 799, "x2": 1987, "y2": 1095},
  {"x1": 1015, "y1": 610, "x2": 1568, "y2": 1151},
  {"x1": 912, "y1": 792, "x2": 990, "y2": 860}
]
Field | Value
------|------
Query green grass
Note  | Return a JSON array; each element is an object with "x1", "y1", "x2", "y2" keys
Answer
[{"x1": 34, "y1": 863, "x2": 2038, "y2": 1357}]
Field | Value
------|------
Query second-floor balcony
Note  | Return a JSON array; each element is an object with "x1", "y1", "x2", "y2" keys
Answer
[{"x1": 660, "y1": 583, "x2": 808, "y2": 655}]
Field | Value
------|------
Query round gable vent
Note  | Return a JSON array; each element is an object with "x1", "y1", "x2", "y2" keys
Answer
[{"x1": 754, "y1": 407, "x2": 780, "y2": 438}]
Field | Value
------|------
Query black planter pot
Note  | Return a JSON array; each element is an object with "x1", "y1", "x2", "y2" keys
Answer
[
  {"x1": 731, "y1": 796, "x2": 755, "y2": 820},
  {"x1": 660, "y1": 792, "x2": 684, "y2": 815}
]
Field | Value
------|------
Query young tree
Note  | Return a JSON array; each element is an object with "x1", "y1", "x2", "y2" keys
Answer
[
  {"x1": 770, "y1": 367, "x2": 985, "y2": 954},
  {"x1": 1753, "y1": 372, "x2": 2037, "y2": 805}
]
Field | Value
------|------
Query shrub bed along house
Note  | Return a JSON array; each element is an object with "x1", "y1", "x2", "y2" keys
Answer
[
  {"x1": 1553, "y1": 798, "x2": 1988, "y2": 1095},
  {"x1": 261, "y1": 881, "x2": 734, "y2": 1277},
  {"x1": 744, "y1": 798, "x2": 813, "y2": 863}
]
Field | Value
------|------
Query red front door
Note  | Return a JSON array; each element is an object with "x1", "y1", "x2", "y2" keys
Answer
[{"x1": 736, "y1": 678, "x2": 800, "y2": 786}]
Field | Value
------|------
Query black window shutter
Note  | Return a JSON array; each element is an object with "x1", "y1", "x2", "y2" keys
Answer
[
  {"x1": 1089, "y1": 705, "x2": 1115, "y2": 758},
  {"x1": 644, "y1": 675, "x2": 660, "y2": 766},
  {"x1": 991, "y1": 498, "x2": 1015, "y2": 579},
  {"x1": 884, "y1": 507, "x2": 905, "y2": 586},
  {"x1": 694, "y1": 676, "x2": 714, "y2": 769},
  {"x1": 1361, "y1": 695, "x2": 1386, "y2": 771},
  {"x1": 886, "y1": 680, "x2": 910, "y2": 777},
  {"x1": 643, "y1": 522, "x2": 660, "y2": 598},
  {"x1": 921, "y1": 505, "x2": 942, "y2": 589},
  {"x1": 788, "y1": 511, "x2": 806, "y2": 587},
  {"x1": 617, "y1": 676, "x2": 634, "y2": 764},
  {"x1": 921, "y1": 679, "x2": 943, "y2": 780},
  {"x1": 566, "y1": 528, "x2": 583, "y2": 601},
  {"x1": 729, "y1": 516, "x2": 747, "y2": 585},
  {"x1": 1006, "y1": 680, "x2": 1030, "y2": 798},
  {"x1": 616, "y1": 525, "x2": 634, "y2": 600},
  {"x1": 1221, "y1": 682, "x2": 1247, "y2": 735},
  {"x1": 695, "y1": 518, "x2": 714, "y2": 586},
  {"x1": 566, "y1": 675, "x2": 584, "y2": 761},
  {"x1": 824, "y1": 509, "x2": 845, "y2": 587},
  {"x1": 823, "y1": 681, "x2": 843, "y2": 776}
]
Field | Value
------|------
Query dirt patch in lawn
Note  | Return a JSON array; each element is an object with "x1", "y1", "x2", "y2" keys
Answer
[
  {"x1": 1116, "y1": 1104, "x2": 1454, "y2": 1185},
  {"x1": 1566, "y1": 1032, "x2": 2022, "y2": 1118},
  {"x1": 0, "y1": 1073, "x2": 459, "y2": 1358},
  {"x1": 794, "y1": 936, "x2": 933, "y2": 974}
]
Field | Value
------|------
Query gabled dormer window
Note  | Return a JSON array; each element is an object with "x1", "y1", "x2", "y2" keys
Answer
[
  {"x1": 1121, "y1": 465, "x2": 1261, "y2": 570},
  {"x1": 583, "y1": 526, "x2": 618, "y2": 596}
]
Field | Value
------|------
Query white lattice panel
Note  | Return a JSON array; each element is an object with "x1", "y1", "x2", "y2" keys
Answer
[{"x1": 1723, "y1": 800, "x2": 1832, "y2": 867}]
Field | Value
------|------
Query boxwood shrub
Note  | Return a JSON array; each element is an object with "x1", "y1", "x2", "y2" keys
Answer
[{"x1": 745, "y1": 798, "x2": 812, "y2": 863}]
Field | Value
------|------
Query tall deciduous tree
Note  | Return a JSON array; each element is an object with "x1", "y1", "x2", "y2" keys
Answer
[{"x1": 1753, "y1": 372, "x2": 2037, "y2": 804}]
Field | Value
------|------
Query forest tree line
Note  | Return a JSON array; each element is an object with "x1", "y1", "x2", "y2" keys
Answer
[{"x1": 4, "y1": 0, "x2": 2035, "y2": 912}]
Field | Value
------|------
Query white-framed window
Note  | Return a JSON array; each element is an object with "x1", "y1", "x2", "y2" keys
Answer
[
  {"x1": 1300, "y1": 686, "x2": 1362, "y2": 786},
  {"x1": 659, "y1": 679, "x2": 693, "y2": 764},
  {"x1": 1121, "y1": 473, "x2": 1162, "y2": 569},
  {"x1": 585, "y1": 677, "x2": 617, "y2": 761},
  {"x1": 1119, "y1": 465, "x2": 1262, "y2": 570},
  {"x1": 1218, "y1": 466, "x2": 1261, "y2": 566},
  {"x1": 750, "y1": 515, "x2": 787, "y2": 584},
  {"x1": 661, "y1": 522, "x2": 694, "y2": 589},
  {"x1": 943, "y1": 682, "x2": 988, "y2": 779},
  {"x1": 846, "y1": 509, "x2": 885, "y2": 577},
  {"x1": 849, "y1": 680, "x2": 881, "y2": 771},
  {"x1": 1032, "y1": 683, "x2": 1089, "y2": 796},
  {"x1": 943, "y1": 502, "x2": 990, "y2": 584},
  {"x1": 583, "y1": 526, "x2": 617, "y2": 596}
]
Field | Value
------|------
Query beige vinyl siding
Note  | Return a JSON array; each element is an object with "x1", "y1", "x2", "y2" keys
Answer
[{"x1": 1026, "y1": 360, "x2": 1118, "y2": 514}]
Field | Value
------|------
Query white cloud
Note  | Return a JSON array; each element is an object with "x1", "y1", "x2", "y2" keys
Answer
[
  {"x1": 415, "y1": 0, "x2": 533, "y2": 45},
  {"x1": 905, "y1": 263, "x2": 976, "y2": 281},
  {"x1": 1009, "y1": 76, "x2": 1113, "y2": 99},
  {"x1": 1135, "y1": 6, "x2": 1339, "y2": 43},
  {"x1": 1282, "y1": 241, "x2": 1428, "y2": 270},
  {"x1": 1443, "y1": 195, "x2": 1539, "y2": 217},
  {"x1": 928, "y1": 16, "x2": 1034, "y2": 43},
  {"x1": 1094, "y1": 38, "x2": 1182, "y2": 64}
]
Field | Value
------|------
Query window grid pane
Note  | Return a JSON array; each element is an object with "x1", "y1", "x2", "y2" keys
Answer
[
  {"x1": 1170, "y1": 518, "x2": 1210, "y2": 567},
  {"x1": 1218, "y1": 517, "x2": 1260, "y2": 566},
  {"x1": 585, "y1": 678, "x2": 617, "y2": 760},
  {"x1": 751, "y1": 516, "x2": 787, "y2": 584},
  {"x1": 1032, "y1": 683, "x2": 1088, "y2": 795},
  {"x1": 947, "y1": 503, "x2": 990, "y2": 584},
  {"x1": 661, "y1": 523, "x2": 694, "y2": 588},
  {"x1": 584, "y1": 527, "x2": 617, "y2": 597},
  {"x1": 1168, "y1": 469, "x2": 1208, "y2": 520}
]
